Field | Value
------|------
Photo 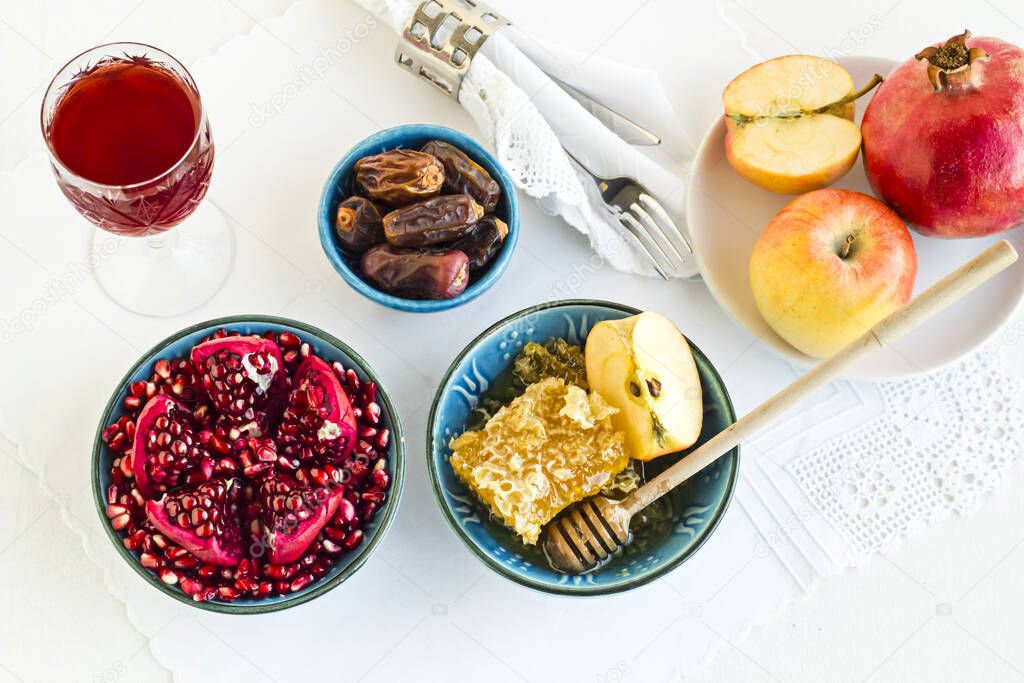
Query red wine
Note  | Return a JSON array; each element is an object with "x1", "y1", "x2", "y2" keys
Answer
[{"x1": 46, "y1": 56, "x2": 213, "y2": 235}]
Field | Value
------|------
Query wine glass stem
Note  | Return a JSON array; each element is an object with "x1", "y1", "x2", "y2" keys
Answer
[{"x1": 145, "y1": 231, "x2": 176, "y2": 259}]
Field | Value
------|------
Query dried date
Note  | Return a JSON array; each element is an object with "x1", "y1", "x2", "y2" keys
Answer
[
  {"x1": 354, "y1": 149, "x2": 444, "y2": 205},
  {"x1": 421, "y1": 140, "x2": 501, "y2": 212},
  {"x1": 450, "y1": 216, "x2": 508, "y2": 272},
  {"x1": 334, "y1": 196, "x2": 384, "y2": 255},
  {"x1": 360, "y1": 244, "x2": 470, "y2": 300},
  {"x1": 383, "y1": 194, "x2": 483, "y2": 248}
]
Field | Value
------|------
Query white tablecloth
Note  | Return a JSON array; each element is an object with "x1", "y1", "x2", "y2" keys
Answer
[{"x1": 2, "y1": 1, "x2": 1024, "y2": 682}]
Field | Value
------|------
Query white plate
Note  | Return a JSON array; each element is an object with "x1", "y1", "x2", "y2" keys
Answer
[{"x1": 686, "y1": 55, "x2": 1024, "y2": 380}]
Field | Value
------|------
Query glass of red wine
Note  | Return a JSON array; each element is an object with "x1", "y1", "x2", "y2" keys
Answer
[{"x1": 41, "y1": 43, "x2": 233, "y2": 316}]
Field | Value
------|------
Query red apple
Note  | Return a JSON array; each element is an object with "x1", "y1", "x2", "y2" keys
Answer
[{"x1": 749, "y1": 189, "x2": 917, "y2": 358}]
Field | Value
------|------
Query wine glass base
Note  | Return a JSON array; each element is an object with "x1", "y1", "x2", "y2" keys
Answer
[{"x1": 91, "y1": 202, "x2": 235, "y2": 317}]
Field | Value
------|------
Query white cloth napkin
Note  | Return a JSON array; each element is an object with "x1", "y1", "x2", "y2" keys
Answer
[{"x1": 355, "y1": 0, "x2": 698, "y2": 277}]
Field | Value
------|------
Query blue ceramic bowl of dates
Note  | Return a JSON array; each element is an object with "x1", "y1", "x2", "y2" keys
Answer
[
  {"x1": 427, "y1": 300, "x2": 740, "y2": 596},
  {"x1": 318, "y1": 124, "x2": 519, "y2": 313}
]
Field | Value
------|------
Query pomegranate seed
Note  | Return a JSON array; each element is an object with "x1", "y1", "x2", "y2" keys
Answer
[
  {"x1": 334, "y1": 498, "x2": 356, "y2": 526},
  {"x1": 108, "y1": 432, "x2": 127, "y2": 451},
  {"x1": 154, "y1": 359, "x2": 171, "y2": 379},
  {"x1": 124, "y1": 530, "x2": 146, "y2": 552},
  {"x1": 362, "y1": 490, "x2": 386, "y2": 504},
  {"x1": 342, "y1": 530, "x2": 363, "y2": 550},
  {"x1": 299, "y1": 342, "x2": 311, "y2": 359},
  {"x1": 322, "y1": 539, "x2": 343, "y2": 554},
  {"x1": 376, "y1": 429, "x2": 390, "y2": 450},
  {"x1": 289, "y1": 573, "x2": 314, "y2": 592},
  {"x1": 217, "y1": 586, "x2": 240, "y2": 601},
  {"x1": 105, "y1": 504, "x2": 128, "y2": 518},
  {"x1": 243, "y1": 462, "x2": 272, "y2": 477},
  {"x1": 102, "y1": 423, "x2": 119, "y2": 443},
  {"x1": 174, "y1": 556, "x2": 199, "y2": 570},
  {"x1": 110, "y1": 513, "x2": 131, "y2": 531},
  {"x1": 278, "y1": 332, "x2": 301, "y2": 348},
  {"x1": 345, "y1": 369, "x2": 361, "y2": 393},
  {"x1": 140, "y1": 553, "x2": 162, "y2": 569}
]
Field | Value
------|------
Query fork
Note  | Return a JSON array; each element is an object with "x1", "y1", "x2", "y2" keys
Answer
[{"x1": 562, "y1": 147, "x2": 695, "y2": 279}]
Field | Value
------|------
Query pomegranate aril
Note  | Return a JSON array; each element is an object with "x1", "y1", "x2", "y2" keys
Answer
[
  {"x1": 124, "y1": 530, "x2": 146, "y2": 552},
  {"x1": 289, "y1": 573, "x2": 314, "y2": 592},
  {"x1": 106, "y1": 503, "x2": 128, "y2": 518},
  {"x1": 154, "y1": 359, "x2": 171, "y2": 379},
  {"x1": 333, "y1": 497, "x2": 356, "y2": 526},
  {"x1": 342, "y1": 530, "x2": 363, "y2": 551},
  {"x1": 278, "y1": 332, "x2": 301, "y2": 348},
  {"x1": 159, "y1": 568, "x2": 179, "y2": 585},
  {"x1": 173, "y1": 556, "x2": 199, "y2": 570},
  {"x1": 217, "y1": 586, "x2": 240, "y2": 602},
  {"x1": 345, "y1": 369, "x2": 361, "y2": 393},
  {"x1": 362, "y1": 490, "x2": 386, "y2": 504},
  {"x1": 140, "y1": 553, "x2": 162, "y2": 569},
  {"x1": 362, "y1": 382, "x2": 378, "y2": 404}
]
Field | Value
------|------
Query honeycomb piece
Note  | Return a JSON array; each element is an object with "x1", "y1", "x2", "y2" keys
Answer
[{"x1": 449, "y1": 377, "x2": 629, "y2": 544}]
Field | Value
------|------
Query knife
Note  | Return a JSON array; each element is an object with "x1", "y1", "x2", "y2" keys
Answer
[{"x1": 549, "y1": 75, "x2": 661, "y2": 146}]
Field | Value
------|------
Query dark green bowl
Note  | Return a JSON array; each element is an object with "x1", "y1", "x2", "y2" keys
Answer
[
  {"x1": 92, "y1": 315, "x2": 405, "y2": 613},
  {"x1": 427, "y1": 300, "x2": 739, "y2": 595}
]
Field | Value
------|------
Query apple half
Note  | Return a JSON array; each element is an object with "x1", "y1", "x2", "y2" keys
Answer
[
  {"x1": 585, "y1": 312, "x2": 703, "y2": 462},
  {"x1": 723, "y1": 56, "x2": 878, "y2": 195}
]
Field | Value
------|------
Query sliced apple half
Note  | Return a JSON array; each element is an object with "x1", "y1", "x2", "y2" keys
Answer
[
  {"x1": 722, "y1": 55, "x2": 880, "y2": 195},
  {"x1": 585, "y1": 312, "x2": 703, "y2": 462}
]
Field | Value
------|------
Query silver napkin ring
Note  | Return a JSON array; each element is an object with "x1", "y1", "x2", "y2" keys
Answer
[{"x1": 395, "y1": 0, "x2": 509, "y2": 99}]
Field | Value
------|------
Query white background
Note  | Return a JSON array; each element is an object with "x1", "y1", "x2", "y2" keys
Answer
[{"x1": 2, "y1": 0, "x2": 1024, "y2": 681}]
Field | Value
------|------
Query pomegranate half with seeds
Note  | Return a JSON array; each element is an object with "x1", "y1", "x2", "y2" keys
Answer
[
  {"x1": 131, "y1": 395, "x2": 214, "y2": 498},
  {"x1": 191, "y1": 335, "x2": 288, "y2": 434},
  {"x1": 95, "y1": 321, "x2": 401, "y2": 611}
]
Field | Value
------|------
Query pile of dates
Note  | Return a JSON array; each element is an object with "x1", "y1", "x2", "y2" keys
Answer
[{"x1": 336, "y1": 140, "x2": 508, "y2": 300}]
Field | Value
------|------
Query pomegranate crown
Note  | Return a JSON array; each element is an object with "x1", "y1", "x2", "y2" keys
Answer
[{"x1": 915, "y1": 30, "x2": 990, "y2": 91}]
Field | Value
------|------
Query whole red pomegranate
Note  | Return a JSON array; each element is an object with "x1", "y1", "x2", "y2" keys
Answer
[{"x1": 862, "y1": 31, "x2": 1024, "y2": 237}]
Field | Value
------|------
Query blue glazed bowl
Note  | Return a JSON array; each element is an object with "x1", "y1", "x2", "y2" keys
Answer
[
  {"x1": 318, "y1": 124, "x2": 519, "y2": 313},
  {"x1": 92, "y1": 315, "x2": 405, "y2": 614},
  {"x1": 427, "y1": 300, "x2": 739, "y2": 595}
]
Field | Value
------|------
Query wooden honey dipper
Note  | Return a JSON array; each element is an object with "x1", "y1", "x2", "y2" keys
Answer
[{"x1": 544, "y1": 240, "x2": 1019, "y2": 574}]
